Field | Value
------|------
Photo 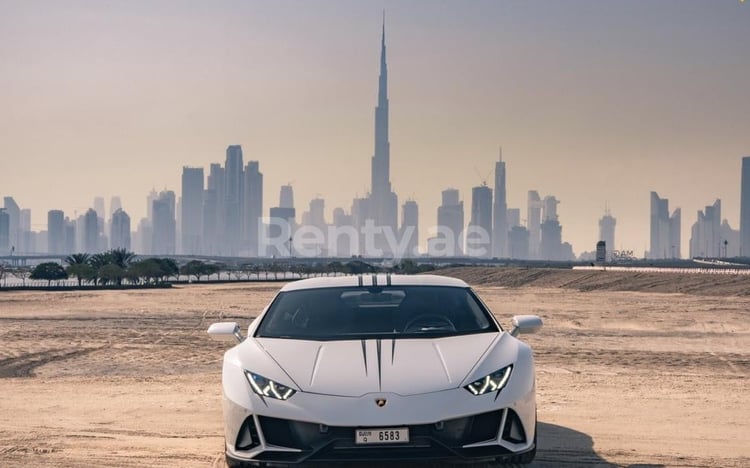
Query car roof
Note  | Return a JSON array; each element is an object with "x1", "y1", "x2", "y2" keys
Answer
[{"x1": 279, "y1": 274, "x2": 469, "y2": 292}]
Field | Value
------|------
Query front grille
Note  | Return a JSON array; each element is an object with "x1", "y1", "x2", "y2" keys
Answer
[
  {"x1": 250, "y1": 410, "x2": 511, "y2": 463},
  {"x1": 466, "y1": 409, "x2": 503, "y2": 444},
  {"x1": 258, "y1": 416, "x2": 298, "y2": 447}
]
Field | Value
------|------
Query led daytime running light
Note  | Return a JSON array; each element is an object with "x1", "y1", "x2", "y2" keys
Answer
[
  {"x1": 465, "y1": 365, "x2": 513, "y2": 396},
  {"x1": 245, "y1": 371, "x2": 296, "y2": 400}
]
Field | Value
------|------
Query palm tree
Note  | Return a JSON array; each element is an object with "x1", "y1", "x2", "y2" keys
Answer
[
  {"x1": 64, "y1": 253, "x2": 93, "y2": 286},
  {"x1": 109, "y1": 248, "x2": 136, "y2": 269},
  {"x1": 64, "y1": 253, "x2": 91, "y2": 267}
]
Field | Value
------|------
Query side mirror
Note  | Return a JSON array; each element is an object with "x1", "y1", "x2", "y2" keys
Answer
[
  {"x1": 510, "y1": 315, "x2": 543, "y2": 337},
  {"x1": 208, "y1": 322, "x2": 244, "y2": 343}
]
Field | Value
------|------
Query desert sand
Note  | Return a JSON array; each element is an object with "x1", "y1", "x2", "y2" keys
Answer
[{"x1": 0, "y1": 270, "x2": 748, "y2": 467}]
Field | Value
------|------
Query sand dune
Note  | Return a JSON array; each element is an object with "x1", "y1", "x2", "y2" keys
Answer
[
  {"x1": 0, "y1": 276, "x2": 748, "y2": 467},
  {"x1": 438, "y1": 266, "x2": 750, "y2": 296}
]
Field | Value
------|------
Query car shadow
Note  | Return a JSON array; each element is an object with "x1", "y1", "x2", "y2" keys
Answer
[{"x1": 532, "y1": 421, "x2": 665, "y2": 468}]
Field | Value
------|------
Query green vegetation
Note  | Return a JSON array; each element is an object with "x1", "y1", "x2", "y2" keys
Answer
[
  {"x1": 29, "y1": 262, "x2": 68, "y2": 286},
  {"x1": 60, "y1": 249, "x2": 179, "y2": 286},
  {"x1": 4, "y1": 254, "x2": 438, "y2": 290}
]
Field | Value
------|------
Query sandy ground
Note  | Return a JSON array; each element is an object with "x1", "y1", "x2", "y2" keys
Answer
[{"x1": 0, "y1": 274, "x2": 748, "y2": 467}]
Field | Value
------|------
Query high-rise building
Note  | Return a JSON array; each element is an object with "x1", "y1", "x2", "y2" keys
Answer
[
  {"x1": 0, "y1": 209, "x2": 9, "y2": 254},
  {"x1": 351, "y1": 196, "x2": 370, "y2": 256},
  {"x1": 599, "y1": 208, "x2": 616, "y2": 261},
  {"x1": 332, "y1": 207, "x2": 355, "y2": 257},
  {"x1": 304, "y1": 197, "x2": 327, "y2": 256},
  {"x1": 649, "y1": 191, "x2": 681, "y2": 259},
  {"x1": 268, "y1": 207, "x2": 296, "y2": 257},
  {"x1": 83, "y1": 208, "x2": 99, "y2": 253},
  {"x1": 48, "y1": 210, "x2": 65, "y2": 254},
  {"x1": 111, "y1": 208, "x2": 131, "y2": 251},
  {"x1": 64, "y1": 218, "x2": 76, "y2": 254},
  {"x1": 720, "y1": 220, "x2": 740, "y2": 257},
  {"x1": 309, "y1": 198, "x2": 326, "y2": 230},
  {"x1": 542, "y1": 196, "x2": 559, "y2": 222},
  {"x1": 527, "y1": 191, "x2": 542, "y2": 259},
  {"x1": 244, "y1": 161, "x2": 263, "y2": 256},
  {"x1": 181, "y1": 166, "x2": 204, "y2": 255},
  {"x1": 93, "y1": 197, "x2": 105, "y2": 221},
  {"x1": 508, "y1": 226, "x2": 529, "y2": 259},
  {"x1": 507, "y1": 208, "x2": 521, "y2": 229},
  {"x1": 224, "y1": 145, "x2": 244, "y2": 256},
  {"x1": 469, "y1": 184, "x2": 493, "y2": 257},
  {"x1": 152, "y1": 190, "x2": 176, "y2": 255},
  {"x1": 434, "y1": 189, "x2": 464, "y2": 257},
  {"x1": 279, "y1": 185, "x2": 294, "y2": 210},
  {"x1": 540, "y1": 218, "x2": 563, "y2": 260},
  {"x1": 492, "y1": 151, "x2": 507, "y2": 258},
  {"x1": 3, "y1": 197, "x2": 20, "y2": 253},
  {"x1": 670, "y1": 209, "x2": 681, "y2": 259},
  {"x1": 689, "y1": 199, "x2": 721, "y2": 258},
  {"x1": 202, "y1": 189, "x2": 218, "y2": 255},
  {"x1": 110, "y1": 196, "x2": 122, "y2": 215},
  {"x1": 401, "y1": 200, "x2": 419, "y2": 257},
  {"x1": 206, "y1": 163, "x2": 225, "y2": 254},
  {"x1": 368, "y1": 17, "x2": 399, "y2": 254},
  {"x1": 740, "y1": 156, "x2": 750, "y2": 257}
]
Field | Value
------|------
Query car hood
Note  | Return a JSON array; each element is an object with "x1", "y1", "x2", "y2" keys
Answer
[{"x1": 253, "y1": 333, "x2": 500, "y2": 397}]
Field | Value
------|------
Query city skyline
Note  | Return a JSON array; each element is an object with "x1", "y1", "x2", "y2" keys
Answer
[{"x1": 1, "y1": 1, "x2": 749, "y2": 255}]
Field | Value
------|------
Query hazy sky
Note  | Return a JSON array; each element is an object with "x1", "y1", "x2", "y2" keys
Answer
[{"x1": 1, "y1": 0, "x2": 748, "y2": 256}]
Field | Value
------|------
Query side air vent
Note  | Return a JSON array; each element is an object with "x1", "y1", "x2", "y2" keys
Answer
[
  {"x1": 236, "y1": 417, "x2": 260, "y2": 451},
  {"x1": 501, "y1": 409, "x2": 526, "y2": 444}
]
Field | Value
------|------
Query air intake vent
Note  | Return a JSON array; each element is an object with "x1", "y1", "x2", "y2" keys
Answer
[
  {"x1": 236, "y1": 417, "x2": 260, "y2": 451},
  {"x1": 501, "y1": 409, "x2": 526, "y2": 444}
]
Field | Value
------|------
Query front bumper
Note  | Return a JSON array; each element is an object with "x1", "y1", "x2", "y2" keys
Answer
[{"x1": 225, "y1": 403, "x2": 535, "y2": 465}]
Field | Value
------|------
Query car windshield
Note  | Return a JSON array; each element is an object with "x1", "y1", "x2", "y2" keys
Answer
[{"x1": 255, "y1": 286, "x2": 498, "y2": 340}]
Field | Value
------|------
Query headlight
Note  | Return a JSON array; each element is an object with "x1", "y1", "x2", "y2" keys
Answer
[
  {"x1": 244, "y1": 371, "x2": 297, "y2": 400},
  {"x1": 465, "y1": 365, "x2": 513, "y2": 396}
]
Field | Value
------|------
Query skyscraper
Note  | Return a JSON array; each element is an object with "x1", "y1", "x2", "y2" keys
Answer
[
  {"x1": 181, "y1": 166, "x2": 204, "y2": 255},
  {"x1": 224, "y1": 145, "x2": 244, "y2": 256},
  {"x1": 83, "y1": 208, "x2": 99, "y2": 253},
  {"x1": 469, "y1": 184, "x2": 493, "y2": 257},
  {"x1": 267, "y1": 186, "x2": 296, "y2": 257},
  {"x1": 152, "y1": 190, "x2": 176, "y2": 255},
  {"x1": 205, "y1": 163, "x2": 225, "y2": 255},
  {"x1": 48, "y1": 210, "x2": 65, "y2": 254},
  {"x1": 599, "y1": 208, "x2": 616, "y2": 260},
  {"x1": 280, "y1": 185, "x2": 294, "y2": 210},
  {"x1": 540, "y1": 197, "x2": 563, "y2": 261},
  {"x1": 244, "y1": 161, "x2": 263, "y2": 256},
  {"x1": 527, "y1": 191, "x2": 542, "y2": 259},
  {"x1": 649, "y1": 191, "x2": 681, "y2": 259},
  {"x1": 111, "y1": 208, "x2": 131, "y2": 251},
  {"x1": 3, "y1": 197, "x2": 20, "y2": 252},
  {"x1": 741, "y1": 156, "x2": 750, "y2": 257},
  {"x1": 0, "y1": 209, "x2": 9, "y2": 254},
  {"x1": 436, "y1": 188, "x2": 464, "y2": 256},
  {"x1": 689, "y1": 199, "x2": 721, "y2": 258},
  {"x1": 400, "y1": 200, "x2": 419, "y2": 257},
  {"x1": 368, "y1": 17, "x2": 399, "y2": 253},
  {"x1": 492, "y1": 150, "x2": 507, "y2": 258}
]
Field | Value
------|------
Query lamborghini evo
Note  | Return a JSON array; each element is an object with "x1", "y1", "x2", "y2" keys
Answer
[{"x1": 208, "y1": 274, "x2": 542, "y2": 466}]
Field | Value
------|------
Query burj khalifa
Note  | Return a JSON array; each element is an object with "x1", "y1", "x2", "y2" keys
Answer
[{"x1": 368, "y1": 16, "x2": 399, "y2": 251}]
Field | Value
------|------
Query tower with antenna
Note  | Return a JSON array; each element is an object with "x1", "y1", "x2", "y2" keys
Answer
[
  {"x1": 493, "y1": 146, "x2": 508, "y2": 258},
  {"x1": 599, "y1": 203, "x2": 616, "y2": 261}
]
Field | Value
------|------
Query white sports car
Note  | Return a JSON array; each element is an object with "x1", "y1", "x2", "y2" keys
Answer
[{"x1": 208, "y1": 274, "x2": 542, "y2": 466}]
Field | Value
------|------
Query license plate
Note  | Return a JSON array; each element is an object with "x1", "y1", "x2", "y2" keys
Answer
[{"x1": 355, "y1": 427, "x2": 409, "y2": 444}]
